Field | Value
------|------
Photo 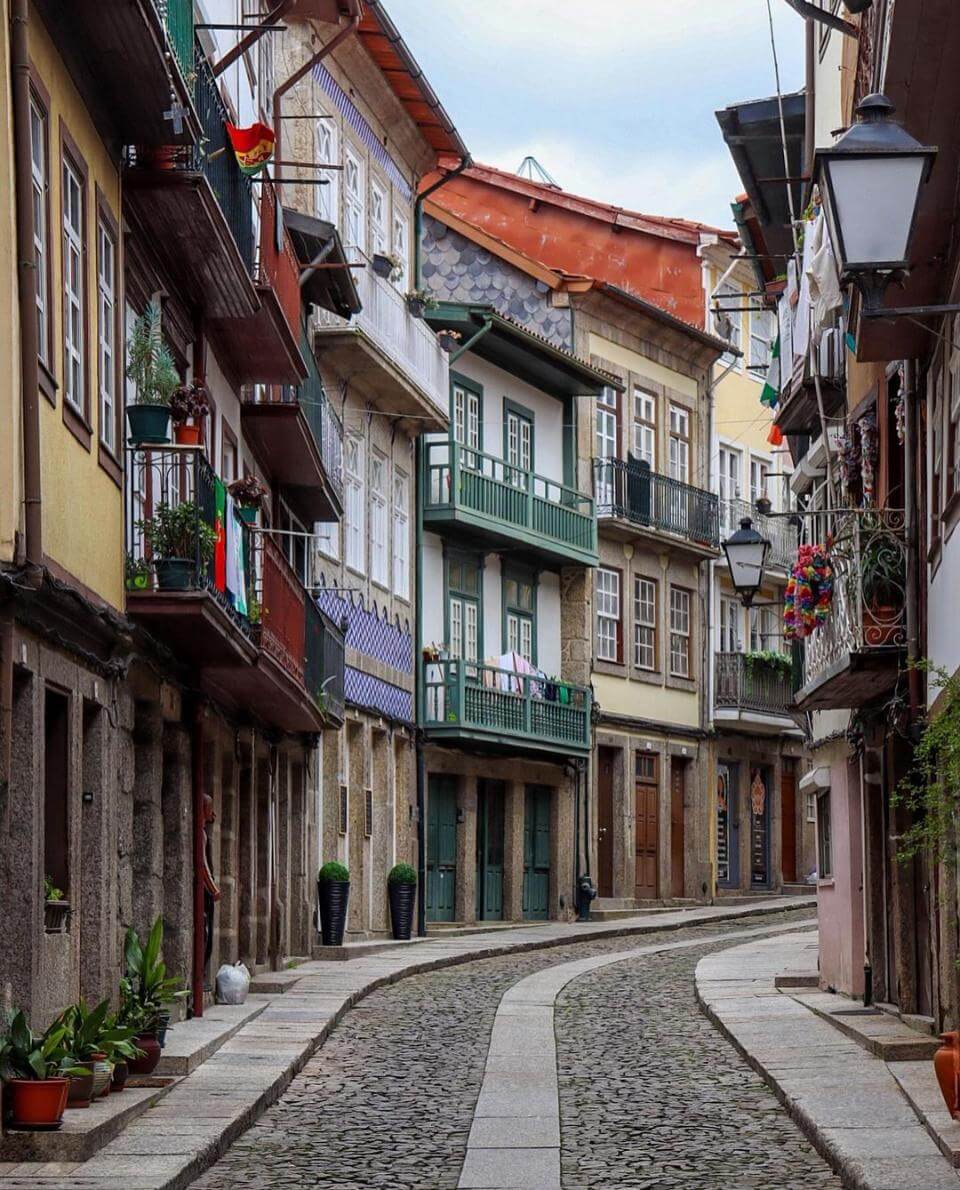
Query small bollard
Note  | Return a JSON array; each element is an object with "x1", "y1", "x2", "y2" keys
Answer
[{"x1": 575, "y1": 875, "x2": 597, "y2": 922}]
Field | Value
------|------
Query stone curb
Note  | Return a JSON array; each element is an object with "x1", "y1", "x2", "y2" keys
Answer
[{"x1": 0, "y1": 898, "x2": 814, "y2": 1190}]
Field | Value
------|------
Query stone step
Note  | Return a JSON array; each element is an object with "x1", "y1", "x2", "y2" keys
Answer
[
  {"x1": 157, "y1": 998, "x2": 269, "y2": 1076},
  {"x1": 774, "y1": 972, "x2": 820, "y2": 989},
  {"x1": 889, "y1": 1060, "x2": 960, "y2": 1167},
  {"x1": 782, "y1": 882, "x2": 818, "y2": 896},
  {"x1": 790, "y1": 990, "x2": 942, "y2": 1061},
  {"x1": 592, "y1": 897, "x2": 635, "y2": 912},
  {"x1": 247, "y1": 968, "x2": 306, "y2": 995}
]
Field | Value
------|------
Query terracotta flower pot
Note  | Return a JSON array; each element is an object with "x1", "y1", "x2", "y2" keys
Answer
[
  {"x1": 8, "y1": 1078, "x2": 69, "y2": 1127},
  {"x1": 174, "y1": 422, "x2": 202, "y2": 446},
  {"x1": 128, "y1": 1033, "x2": 162, "y2": 1076},
  {"x1": 110, "y1": 1061, "x2": 129, "y2": 1092},
  {"x1": 934, "y1": 1032, "x2": 959, "y2": 1116},
  {"x1": 66, "y1": 1070, "x2": 95, "y2": 1109}
]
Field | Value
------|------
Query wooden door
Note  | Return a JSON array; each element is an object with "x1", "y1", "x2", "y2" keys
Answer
[
  {"x1": 750, "y1": 767, "x2": 770, "y2": 888},
  {"x1": 597, "y1": 748, "x2": 616, "y2": 897},
  {"x1": 780, "y1": 761, "x2": 797, "y2": 884},
  {"x1": 634, "y1": 753, "x2": 658, "y2": 900},
  {"x1": 476, "y1": 780, "x2": 504, "y2": 921},
  {"x1": 426, "y1": 776, "x2": 457, "y2": 922},
  {"x1": 670, "y1": 759, "x2": 685, "y2": 899},
  {"x1": 523, "y1": 785, "x2": 551, "y2": 920}
]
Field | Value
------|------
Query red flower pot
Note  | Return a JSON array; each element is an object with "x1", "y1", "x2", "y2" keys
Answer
[
  {"x1": 174, "y1": 422, "x2": 202, "y2": 446},
  {"x1": 128, "y1": 1033, "x2": 161, "y2": 1075},
  {"x1": 934, "y1": 1032, "x2": 960, "y2": 1116},
  {"x1": 8, "y1": 1078, "x2": 69, "y2": 1127}
]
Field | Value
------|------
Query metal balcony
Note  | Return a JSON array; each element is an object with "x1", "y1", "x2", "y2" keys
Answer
[
  {"x1": 593, "y1": 458, "x2": 719, "y2": 555},
  {"x1": 714, "y1": 652, "x2": 800, "y2": 733},
  {"x1": 423, "y1": 440, "x2": 597, "y2": 568},
  {"x1": 719, "y1": 497, "x2": 796, "y2": 572}
]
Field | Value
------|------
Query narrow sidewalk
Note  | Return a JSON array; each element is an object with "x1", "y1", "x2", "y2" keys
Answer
[
  {"x1": 0, "y1": 897, "x2": 811, "y2": 1190},
  {"x1": 696, "y1": 932, "x2": 960, "y2": 1190}
]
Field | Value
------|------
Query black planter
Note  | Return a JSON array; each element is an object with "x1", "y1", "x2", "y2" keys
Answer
[
  {"x1": 126, "y1": 404, "x2": 170, "y2": 445},
  {"x1": 155, "y1": 1012, "x2": 171, "y2": 1049},
  {"x1": 318, "y1": 880, "x2": 350, "y2": 946},
  {"x1": 388, "y1": 882, "x2": 416, "y2": 941},
  {"x1": 154, "y1": 558, "x2": 195, "y2": 590},
  {"x1": 44, "y1": 900, "x2": 70, "y2": 933},
  {"x1": 406, "y1": 296, "x2": 426, "y2": 319},
  {"x1": 371, "y1": 252, "x2": 394, "y2": 279}
]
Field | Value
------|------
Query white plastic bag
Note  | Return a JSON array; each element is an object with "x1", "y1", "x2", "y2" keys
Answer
[{"x1": 215, "y1": 961, "x2": 251, "y2": 1005}]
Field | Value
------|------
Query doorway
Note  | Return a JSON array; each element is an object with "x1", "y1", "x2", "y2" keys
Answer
[
  {"x1": 597, "y1": 747, "x2": 616, "y2": 897},
  {"x1": 476, "y1": 780, "x2": 504, "y2": 921},
  {"x1": 781, "y1": 760, "x2": 797, "y2": 884},
  {"x1": 427, "y1": 775, "x2": 457, "y2": 922},
  {"x1": 750, "y1": 767, "x2": 771, "y2": 888},
  {"x1": 523, "y1": 785, "x2": 551, "y2": 920},
  {"x1": 634, "y1": 752, "x2": 658, "y2": 900},
  {"x1": 669, "y1": 758, "x2": 686, "y2": 899},
  {"x1": 717, "y1": 762, "x2": 739, "y2": 889}
]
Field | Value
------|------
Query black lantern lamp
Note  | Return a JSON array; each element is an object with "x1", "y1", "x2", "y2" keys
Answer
[
  {"x1": 723, "y1": 518, "x2": 771, "y2": 608},
  {"x1": 815, "y1": 94, "x2": 936, "y2": 312}
]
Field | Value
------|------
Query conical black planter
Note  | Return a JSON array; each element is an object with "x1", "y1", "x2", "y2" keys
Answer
[
  {"x1": 318, "y1": 880, "x2": 350, "y2": 945},
  {"x1": 389, "y1": 882, "x2": 416, "y2": 941}
]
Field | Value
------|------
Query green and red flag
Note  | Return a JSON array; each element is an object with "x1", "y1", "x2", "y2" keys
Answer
[
  {"x1": 225, "y1": 122, "x2": 275, "y2": 176},
  {"x1": 760, "y1": 333, "x2": 781, "y2": 409}
]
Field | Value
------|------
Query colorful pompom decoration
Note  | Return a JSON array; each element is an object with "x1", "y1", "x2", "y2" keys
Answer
[{"x1": 784, "y1": 544, "x2": 834, "y2": 640}]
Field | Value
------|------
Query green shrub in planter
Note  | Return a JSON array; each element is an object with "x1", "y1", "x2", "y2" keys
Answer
[
  {"x1": 317, "y1": 862, "x2": 350, "y2": 946},
  {"x1": 387, "y1": 863, "x2": 417, "y2": 941}
]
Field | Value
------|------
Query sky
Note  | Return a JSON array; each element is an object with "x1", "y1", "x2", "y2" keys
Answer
[{"x1": 396, "y1": 0, "x2": 806, "y2": 230}]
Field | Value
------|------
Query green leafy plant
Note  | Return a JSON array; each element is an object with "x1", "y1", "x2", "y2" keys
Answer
[
  {"x1": 125, "y1": 554, "x2": 151, "y2": 590},
  {"x1": 137, "y1": 502, "x2": 217, "y2": 564},
  {"x1": 228, "y1": 474, "x2": 268, "y2": 509},
  {"x1": 0, "y1": 1010, "x2": 88, "y2": 1080},
  {"x1": 125, "y1": 298, "x2": 180, "y2": 407},
  {"x1": 51, "y1": 999, "x2": 141, "y2": 1065},
  {"x1": 387, "y1": 862, "x2": 417, "y2": 887},
  {"x1": 169, "y1": 381, "x2": 210, "y2": 425},
  {"x1": 860, "y1": 529, "x2": 905, "y2": 607},
  {"x1": 743, "y1": 651, "x2": 792, "y2": 679},
  {"x1": 318, "y1": 861, "x2": 349, "y2": 884},
  {"x1": 44, "y1": 875, "x2": 64, "y2": 902},
  {"x1": 118, "y1": 917, "x2": 187, "y2": 1036}
]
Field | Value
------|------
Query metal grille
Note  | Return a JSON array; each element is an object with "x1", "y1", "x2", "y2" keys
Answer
[
  {"x1": 338, "y1": 785, "x2": 348, "y2": 835},
  {"x1": 593, "y1": 457, "x2": 719, "y2": 549}
]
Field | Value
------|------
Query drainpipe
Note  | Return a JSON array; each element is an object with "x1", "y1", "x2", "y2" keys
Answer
[
  {"x1": 414, "y1": 155, "x2": 472, "y2": 290},
  {"x1": 415, "y1": 437, "x2": 427, "y2": 937},
  {"x1": 804, "y1": 16, "x2": 816, "y2": 179},
  {"x1": 903, "y1": 360, "x2": 920, "y2": 719},
  {"x1": 11, "y1": 0, "x2": 42, "y2": 573},
  {"x1": 448, "y1": 315, "x2": 493, "y2": 366},
  {"x1": 272, "y1": 3, "x2": 362, "y2": 202},
  {"x1": 192, "y1": 702, "x2": 206, "y2": 1018}
]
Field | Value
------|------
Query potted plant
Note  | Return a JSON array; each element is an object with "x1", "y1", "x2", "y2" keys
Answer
[
  {"x1": 743, "y1": 651, "x2": 793, "y2": 681},
  {"x1": 437, "y1": 328, "x2": 462, "y2": 354},
  {"x1": 44, "y1": 875, "x2": 70, "y2": 933},
  {"x1": 405, "y1": 289, "x2": 437, "y2": 320},
  {"x1": 0, "y1": 1010, "x2": 85, "y2": 1129},
  {"x1": 169, "y1": 380, "x2": 210, "y2": 446},
  {"x1": 118, "y1": 917, "x2": 186, "y2": 1076},
  {"x1": 228, "y1": 475, "x2": 268, "y2": 525},
  {"x1": 387, "y1": 863, "x2": 417, "y2": 941},
  {"x1": 317, "y1": 861, "x2": 350, "y2": 946},
  {"x1": 124, "y1": 298, "x2": 180, "y2": 445},
  {"x1": 53, "y1": 999, "x2": 138, "y2": 1106},
  {"x1": 125, "y1": 554, "x2": 150, "y2": 592},
  {"x1": 371, "y1": 252, "x2": 401, "y2": 281},
  {"x1": 136, "y1": 501, "x2": 217, "y2": 591},
  {"x1": 860, "y1": 520, "x2": 905, "y2": 646}
]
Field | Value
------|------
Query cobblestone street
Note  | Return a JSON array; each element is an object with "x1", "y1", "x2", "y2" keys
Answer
[{"x1": 194, "y1": 909, "x2": 839, "y2": 1189}]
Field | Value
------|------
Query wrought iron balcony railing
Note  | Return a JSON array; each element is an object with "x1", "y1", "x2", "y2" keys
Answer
[
  {"x1": 154, "y1": 0, "x2": 194, "y2": 84},
  {"x1": 719, "y1": 497, "x2": 797, "y2": 571},
  {"x1": 423, "y1": 440, "x2": 596, "y2": 562},
  {"x1": 306, "y1": 598, "x2": 345, "y2": 723},
  {"x1": 593, "y1": 458, "x2": 719, "y2": 550},
  {"x1": 422, "y1": 658, "x2": 591, "y2": 752},
  {"x1": 714, "y1": 652, "x2": 795, "y2": 716}
]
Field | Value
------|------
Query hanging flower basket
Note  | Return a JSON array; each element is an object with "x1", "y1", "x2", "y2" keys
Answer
[{"x1": 784, "y1": 544, "x2": 834, "y2": 640}]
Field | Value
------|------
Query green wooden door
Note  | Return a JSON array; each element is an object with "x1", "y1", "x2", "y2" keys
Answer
[
  {"x1": 427, "y1": 776, "x2": 457, "y2": 922},
  {"x1": 476, "y1": 781, "x2": 504, "y2": 921},
  {"x1": 523, "y1": 785, "x2": 551, "y2": 920}
]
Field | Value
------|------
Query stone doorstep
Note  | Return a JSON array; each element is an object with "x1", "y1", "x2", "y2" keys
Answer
[
  {"x1": 774, "y1": 972, "x2": 820, "y2": 989},
  {"x1": 0, "y1": 1081, "x2": 178, "y2": 1164},
  {"x1": 246, "y1": 969, "x2": 304, "y2": 995},
  {"x1": 790, "y1": 991, "x2": 941, "y2": 1062},
  {"x1": 890, "y1": 1061, "x2": 960, "y2": 1169},
  {"x1": 157, "y1": 1000, "x2": 269, "y2": 1076}
]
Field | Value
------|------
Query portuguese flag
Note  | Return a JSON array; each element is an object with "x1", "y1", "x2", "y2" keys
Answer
[{"x1": 225, "y1": 122, "x2": 275, "y2": 176}]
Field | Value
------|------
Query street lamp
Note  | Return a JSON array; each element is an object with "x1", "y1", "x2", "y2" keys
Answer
[
  {"x1": 722, "y1": 518, "x2": 770, "y2": 608},
  {"x1": 814, "y1": 93, "x2": 937, "y2": 312}
]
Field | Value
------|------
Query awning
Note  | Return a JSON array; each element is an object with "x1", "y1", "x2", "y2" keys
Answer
[{"x1": 283, "y1": 207, "x2": 361, "y2": 318}]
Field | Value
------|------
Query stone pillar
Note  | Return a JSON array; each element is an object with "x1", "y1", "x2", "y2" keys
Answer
[
  {"x1": 370, "y1": 728, "x2": 391, "y2": 934},
  {"x1": 203, "y1": 721, "x2": 222, "y2": 984},
  {"x1": 219, "y1": 744, "x2": 239, "y2": 966},
  {"x1": 160, "y1": 720, "x2": 193, "y2": 997},
  {"x1": 276, "y1": 751, "x2": 290, "y2": 957},
  {"x1": 255, "y1": 751, "x2": 271, "y2": 967},
  {"x1": 455, "y1": 774, "x2": 477, "y2": 924},
  {"x1": 551, "y1": 778, "x2": 575, "y2": 920},
  {"x1": 502, "y1": 780, "x2": 525, "y2": 922},
  {"x1": 347, "y1": 721, "x2": 367, "y2": 936},
  {"x1": 132, "y1": 702, "x2": 164, "y2": 936},
  {"x1": 79, "y1": 698, "x2": 115, "y2": 1005},
  {"x1": 559, "y1": 567, "x2": 592, "y2": 687},
  {"x1": 289, "y1": 756, "x2": 308, "y2": 955},
  {"x1": 237, "y1": 732, "x2": 257, "y2": 967}
]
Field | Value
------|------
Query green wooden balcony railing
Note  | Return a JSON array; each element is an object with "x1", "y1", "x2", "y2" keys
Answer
[
  {"x1": 422, "y1": 440, "x2": 597, "y2": 563},
  {"x1": 155, "y1": 0, "x2": 195, "y2": 84},
  {"x1": 421, "y1": 658, "x2": 591, "y2": 753}
]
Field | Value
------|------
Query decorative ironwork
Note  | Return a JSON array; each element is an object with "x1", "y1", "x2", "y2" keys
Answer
[
  {"x1": 305, "y1": 599, "x2": 345, "y2": 723},
  {"x1": 714, "y1": 652, "x2": 794, "y2": 716},
  {"x1": 720, "y1": 497, "x2": 796, "y2": 571},
  {"x1": 593, "y1": 458, "x2": 719, "y2": 550}
]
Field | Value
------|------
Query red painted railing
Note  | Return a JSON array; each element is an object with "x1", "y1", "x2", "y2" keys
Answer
[
  {"x1": 259, "y1": 186, "x2": 302, "y2": 340},
  {"x1": 259, "y1": 537, "x2": 305, "y2": 684}
]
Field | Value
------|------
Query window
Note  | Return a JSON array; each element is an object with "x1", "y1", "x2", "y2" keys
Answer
[
  {"x1": 364, "y1": 788, "x2": 373, "y2": 838},
  {"x1": 62, "y1": 153, "x2": 85, "y2": 413},
  {"x1": 44, "y1": 688, "x2": 70, "y2": 902},
  {"x1": 345, "y1": 435, "x2": 365, "y2": 573},
  {"x1": 30, "y1": 94, "x2": 49, "y2": 367},
  {"x1": 314, "y1": 115, "x2": 338, "y2": 224},
  {"x1": 817, "y1": 791, "x2": 833, "y2": 878},
  {"x1": 503, "y1": 568, "x2": 536, "y2": 663},
  {"x1": 932, "y1": 369, "x2": 944, "y2": 534},
  {"x1": 392, "y1": 211, "x2": 409, "y2": 290},
  {"x1": 452, "y1": 379, "x2": 481, "y2": 464},
  {"x1": 749, "y1": 605, "x2": 782, "y2": 653},
  {"x1": 719, "y1": 596, "x2": 741, "y2": 653},
  {"x1": 595, "y1": 386, "x2": 619, "y2": 511},
  {"x1": 316, "y1": 520, "x2": 339, "y2": 561},
  {"x1": 125, "y1": 305, "x2": 146, "y2": 554},
  {"x1": 805, "y1": 790, "x2": 817, "y2": 824},
  {"x1": 370, "y1": 178, "x2": 388, "y2": 258},
  {"x1": 596, "y1": 567, "x2": 622, "y2": 663},
  {"x1": 259, "y1": 26, "x2": 274, "y2": 121},
  {"x1": 447, "y1": 554, "x2": 481, "y2": 662},
  {"x1": 392, "y1": 470, "x2": 409, "y2": 599},
  {"x1": 343, "y1": 146, "x2": 365, "y2": 251},
  {"x1": 370, "y1": 451, "x2": 388, "y2": 587},
  {"x1": 504, "y1": 402, "x2": 533, "y2": 484},
  {"x1": 278, "y1": 501, "x2": 308, "y2": 583},
  {"x1": 713, "y1": 280, "x2": 742, "y2": 366},
  {"x1": 718, "y1": 445, "x2": 741, "y2": 536},
  {"x1": 632, "y1": 389, "x2": 656, "y2": 467},
  {"x1": 949, "y1": 332, "x2": 960, "y2": 501},
  {"x1": 750, "y1": 308, "x2": 775, "y2": 375},
  {"x1": 338, "y1": 784, "x2": 348, "y2": 835},
  {"x1": 96, "y1": 215, "x2": 117, "y2": 452},
  {"x1": 750, "y1": 456, "x2": 770, "y2": 508},
  {"x1": 669, "y1": 587, "x2": 691, "y2": 678},
  {"x1": 221, "y1": 423, "x2": 239, "y2": 486},
  {"x1": 668, "y1": 405, "x2": 690, "y2": 485},
  {"x1": 634, "y1": 576, "x2": 657, "y2": 670}
]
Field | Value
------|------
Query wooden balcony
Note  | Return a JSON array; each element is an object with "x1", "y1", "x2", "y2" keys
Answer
[
  {"x1": 422, "y1": 659, "x2": 591, "y2": 757},
  {"x1": 714, "y1": 653, "x2": 801, "y2": 735},
  {"x1": 593, "y1": 458, "x2": 719, "y2": 558},
  {"x1": 422, "y1": 440, "x2": 597, "y2": 569}
]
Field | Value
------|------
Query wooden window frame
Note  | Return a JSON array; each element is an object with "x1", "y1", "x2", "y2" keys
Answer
[
  {"x1": 95, "y1": 187, "x2": 122, "y2": 484},
  {"x1": 668, "y1": 585, "x2": 692, "y2": 679},
  {"x1": 369, "y1": 175, "x2": 389, "y2": 259},
  {"x1": 632, "y1": 387, "x2": 657, "y2": 469},
  {"x1": 59, "y1": 119, "x2": 91, "y2": 450},
  {"x1": 369, "y1": 448, "x2": 389, "y2": 590},
  {"x1": 451, "y1": 371, "x2": 483, "y2": 454},
  {"x1": 596, "y1": 565, "x2": 623, "y2": 665},
  {"x1": 344, "y1": 432, "x2": 366, "y2": 576},
  {"x1": 444, "y1": 549, "x2": 483, "y2": 663},
  {"x1": 314, "y1": 111, "x2": 338, "y2": 225},
  {"x1": 668, "y1": 404, "x2": 691, "y2": 486},
  {"x1": 502, "y1": 563, "x2": 538, "y2": 665},
  {"x1": 503, "y1": 397, "x2": 535, "y2": 478},
  {"x1": 595, "y1": 384, "x2": 620, "y2": 460},
  {"x1": 29, "y1": 70, "x2": 55, "y2": 402},
  {"x1": 392, "y1": 468, "x2": 410, "y2": 601},
  {"x1": 633, "y1": 575, "x2": 658, "y2": 671}
]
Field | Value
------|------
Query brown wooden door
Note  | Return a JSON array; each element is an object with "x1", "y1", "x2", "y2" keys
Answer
[
  {"x1": 670, "y1": 759, "x2": 685, "y2": 899},
  {"x1": 780, "y1": 761, "x2": 797, "y2": 884},
  {"x1": 597, "y1": 748, "x2": 615, "y2": 897},
  {"x1": 635, "y1": 753, "x2": 658, "y2": 900}
]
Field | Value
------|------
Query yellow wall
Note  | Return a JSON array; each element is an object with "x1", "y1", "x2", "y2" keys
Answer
[
  {"x1": 0, "y1": 7, "x2": 21, "y2": 564},
  {"x1": 593, "y1": 672, "x2": 699, "y2": 728},
  {"x1": 30, "y1": 5, "x2": 123, "y2": 608},
  {"x1": 586, "y1": 332, "x2": 698, "y2": 400}
]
